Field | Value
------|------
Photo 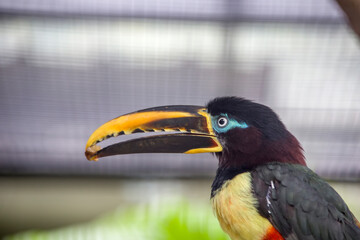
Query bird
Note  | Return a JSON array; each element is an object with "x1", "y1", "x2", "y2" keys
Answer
[{"x1": 85, "y1": 96, "x2": 360, "y2": 240}]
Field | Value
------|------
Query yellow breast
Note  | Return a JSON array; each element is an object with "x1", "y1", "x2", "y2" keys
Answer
[{"x1": 211, "y1": 172, "x2": 272, "y2": 240}]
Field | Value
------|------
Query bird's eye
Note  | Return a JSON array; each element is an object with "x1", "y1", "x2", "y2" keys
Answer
[{"x1": 217, "y1": 117, "x2": 228, "y2": 128}]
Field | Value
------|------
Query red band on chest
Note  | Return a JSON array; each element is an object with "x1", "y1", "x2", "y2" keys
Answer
[{"x1": 262, "y1": 226, "x2": 284, "y2": 240}]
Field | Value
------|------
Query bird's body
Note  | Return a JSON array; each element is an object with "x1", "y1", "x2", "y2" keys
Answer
[
  {"x1": 211, "y1": 171, "x2": 283, "y2": 240},
  {"x1": 85, "y1": 96, "x2": 360, "y2": 240},
  {"x1": 211, "y1": 163, "x2": 360, "y2": 240}
]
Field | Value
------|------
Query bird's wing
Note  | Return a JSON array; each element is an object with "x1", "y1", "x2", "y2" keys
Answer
[{"x1": 252, "y1": 163, "x2": 360, "y2": 240}]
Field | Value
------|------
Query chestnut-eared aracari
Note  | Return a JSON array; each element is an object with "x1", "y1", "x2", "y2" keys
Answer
[{"x1": 85, "y1": 97, "x2": 360, "y2": 240}]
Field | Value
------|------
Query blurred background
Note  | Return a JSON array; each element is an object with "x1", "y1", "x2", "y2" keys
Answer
[{"x1": 0, "y1": 0, "x2": 360, "y2": 239}]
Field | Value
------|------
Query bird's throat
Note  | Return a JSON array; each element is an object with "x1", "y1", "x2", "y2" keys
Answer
[{"x1": 217, "y1": 133, "x2": 306, "y2": 172}]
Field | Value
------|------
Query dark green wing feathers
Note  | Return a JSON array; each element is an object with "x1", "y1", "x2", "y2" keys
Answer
[{"x1": 252, "y1": 163, "x2": 360, "y2": 240}]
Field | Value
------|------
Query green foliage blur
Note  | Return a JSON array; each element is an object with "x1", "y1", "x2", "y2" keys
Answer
[{"x1": 5, "y1": 202, "x2": 230, "y2": 240}]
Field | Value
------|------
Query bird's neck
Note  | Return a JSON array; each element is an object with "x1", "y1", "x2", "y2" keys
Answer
[
  {"x1": 217, "y1": 133, "x2": 306, "y2": 172},
  {"x1": 211, "y1": 134, "x2": 305, "y2": 198}
]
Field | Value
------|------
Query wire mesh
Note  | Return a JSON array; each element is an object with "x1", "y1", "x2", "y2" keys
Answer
[{"x1": 0, "y1": 1, "x2": 359, "y2": 180}]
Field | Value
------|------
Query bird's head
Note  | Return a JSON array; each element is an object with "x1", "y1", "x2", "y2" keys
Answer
[
  {"x1": 206, "y1": 97, "x2": 305, "y2": 169},
  {"x1": 85, "y1": 97, "x2": 305, "y2": 170}
]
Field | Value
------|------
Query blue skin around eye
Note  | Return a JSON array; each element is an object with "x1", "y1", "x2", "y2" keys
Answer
[{"x1": 211, "y1": 114, "x2": 248, "y2": 133}]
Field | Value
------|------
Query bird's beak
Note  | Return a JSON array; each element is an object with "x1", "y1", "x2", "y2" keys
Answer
[{"x1": 85, "y1": 106, "x2": 223, "y2": 161}]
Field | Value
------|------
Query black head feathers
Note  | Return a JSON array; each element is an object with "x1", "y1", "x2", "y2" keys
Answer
[
  {"x1": 207, "y1": 97, "x2": 305, "y2": 167},
  {"x1": 207, "y1": 97, "x2": 288, "y2": 141}
]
